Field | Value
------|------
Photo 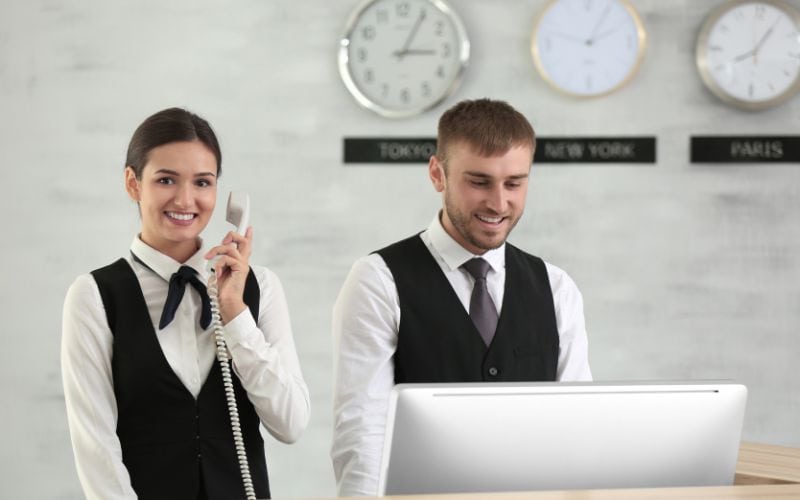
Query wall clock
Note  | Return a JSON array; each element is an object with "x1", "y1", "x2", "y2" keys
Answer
[
  {"x1": 696, "y1": 0, "x2": 800, "y2": 111},
  {"x1": 338, "y1": 0, "x2": 470, "y2": 118},
  {"x1": 530, "y1": 0, "x2": 647, "y2": 97}
]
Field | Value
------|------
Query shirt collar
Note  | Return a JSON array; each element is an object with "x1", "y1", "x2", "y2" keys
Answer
[
  {"x1": 426, "y1": 212, "x2": 505, "y2": 273},
  {"x1": 129, "y1": 235, "x2": 210, "y2": 282}
]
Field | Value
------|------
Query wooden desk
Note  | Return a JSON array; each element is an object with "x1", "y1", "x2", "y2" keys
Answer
[
  {"x1": 300, "y1": 442, "x2": 800, "y2": 500},
  {"x1": 735, "y1": 442, "x2": 800, "y2": 485}
]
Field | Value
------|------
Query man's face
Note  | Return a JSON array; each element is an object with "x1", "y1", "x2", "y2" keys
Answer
[{"x1": 429, "y1": 141, "x2": 532, "y2": 255}]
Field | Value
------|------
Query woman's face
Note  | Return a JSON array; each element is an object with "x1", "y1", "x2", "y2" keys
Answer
[{"x1": 125, "y1": 140, "x2": 218, "y2": 262}]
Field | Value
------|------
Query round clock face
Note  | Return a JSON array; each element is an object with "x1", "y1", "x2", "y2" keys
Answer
[
  {"x1": 696, "y1": 0, "x2": 800, "y2": 111},
  {"x1": 531, "y1": 0, "x2": 647, "y2": 97},
  {"x1": 338, "y1": 0, "x2": 470, "y2": 118}
]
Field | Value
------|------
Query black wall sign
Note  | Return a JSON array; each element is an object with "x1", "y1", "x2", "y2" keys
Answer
[
  {"x1": 343, "y1": 136, "x2": 656, "y2": 164},
  {"x1": 691, "y1": 136, "x2": 800, "y2": 163},
  {"x1": 344, "y1": 138, "x2": 437, "y2": 164},
  {"x1": 534, "y1": 137, "x2": 656, "y2": 163}
]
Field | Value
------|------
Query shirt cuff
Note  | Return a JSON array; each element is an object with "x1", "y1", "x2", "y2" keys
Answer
[{"x1": 223, "y1": 308, "x2": 261, "y2": 350}]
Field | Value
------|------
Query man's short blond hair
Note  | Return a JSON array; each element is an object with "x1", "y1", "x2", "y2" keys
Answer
[{"x1": 436, "y1": 98, "x2": 536, "y2": 171}]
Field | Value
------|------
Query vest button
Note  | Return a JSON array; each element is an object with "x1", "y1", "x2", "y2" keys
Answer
[{"x1": 488, "y1": 367, "x2": 498, "y2": 376}]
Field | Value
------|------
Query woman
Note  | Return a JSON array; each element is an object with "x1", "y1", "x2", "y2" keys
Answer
[{"x1": 62, "y1": 108, "x2": 310, "y2": 500}]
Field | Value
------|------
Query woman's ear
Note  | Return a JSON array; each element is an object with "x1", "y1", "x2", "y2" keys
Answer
[{"x1": 124, "y1": 166, "x2": 141, "y2": 202}]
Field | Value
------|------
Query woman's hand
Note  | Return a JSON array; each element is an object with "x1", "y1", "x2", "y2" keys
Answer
[{"x1": 204, "y1": 226, "x2": 253, "y2": 324}]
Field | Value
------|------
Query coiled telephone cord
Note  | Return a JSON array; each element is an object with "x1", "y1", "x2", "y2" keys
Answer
[{"x1": 208, "y1": 274, "x2": 257, "y2": 500}]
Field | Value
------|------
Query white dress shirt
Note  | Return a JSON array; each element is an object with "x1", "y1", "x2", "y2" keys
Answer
[
  {"x1": 61, "y1": 236, "x2": 310, "y2": 500},
  {"x1": 331, "y1": 215, "x2": 592, "y2": 497}
]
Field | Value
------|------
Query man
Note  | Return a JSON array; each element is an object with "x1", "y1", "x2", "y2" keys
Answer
[{"x1": 331, "y1": 98, "x2": 592, "y2": 496}]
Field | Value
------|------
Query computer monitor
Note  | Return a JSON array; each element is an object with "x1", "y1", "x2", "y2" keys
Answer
[{"x1": 378, "y1": 381, "x2": 747, "y2": 495}]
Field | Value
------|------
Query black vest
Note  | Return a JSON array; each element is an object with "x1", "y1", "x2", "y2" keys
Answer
[
  {"x1": 376, "y1": 235, "x2": 559, "y2": 383},
  {"x1": 91, "y1": 259, "x2": 270, "y2": 500}
]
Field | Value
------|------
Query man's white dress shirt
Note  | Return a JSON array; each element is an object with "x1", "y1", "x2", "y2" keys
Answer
[
  {"x1": 62, "y1": 237, "x2": 310, "y2": 500},
  {"x1": 331, "y1": 215, "x2": 592, "y2": 496}
]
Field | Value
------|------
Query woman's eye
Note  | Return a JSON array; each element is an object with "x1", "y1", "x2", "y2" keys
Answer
[
  {"x1": 196, "y1": 179, "x2": 212, "y2": 187},
  {"x1": 157, "y1": 177, "x2": 175, "y2": 185}
]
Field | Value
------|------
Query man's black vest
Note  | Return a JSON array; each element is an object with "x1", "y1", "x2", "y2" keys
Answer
[
  {"x1": 91, "y1": 259, "x2": 270, "y2": 500},
  {"x1": 376, "y1": 235, "x2": 559, "y2": 383}
]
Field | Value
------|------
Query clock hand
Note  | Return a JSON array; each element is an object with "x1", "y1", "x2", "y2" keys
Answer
[
  {"x1": 395, "y1": 9, "x2": 427, "y2": 60},
  {"x1": 545, "y1": 31, "x2": 585, "y2": 44},
  {"x1": 401, "y1": 49, "x2": 436, "y2": 56},
  {"x1": 586, "y1": 2, "x2": 613, "y2": 45},
  {"x1": 592, "y1": 25, "x2": 622, "y2": 44},
  {"x1": 732, "y1": 48, "x2": 756, "y2": 63},
  {"x1": 732, "y1": 17, "x2": 780, "y2": 65},
  {"x1": 752, "y1": 16, "x2": 781, "y2": 64}
]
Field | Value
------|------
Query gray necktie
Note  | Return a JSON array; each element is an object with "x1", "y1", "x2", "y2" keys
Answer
[{"x1": 462, "y1": 258, "x2": 498, "y2": 346}]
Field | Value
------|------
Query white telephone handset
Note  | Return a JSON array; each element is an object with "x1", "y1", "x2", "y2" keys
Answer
[
  {"x1": 208, "y1": 191, "x2": 250, "y2": 271},
  {"x1": 226, "y1": 191, "x2": 250, "y2": 240},
  {"x1": 207, "y1": 192, "x2": 257, "y2": 500}
]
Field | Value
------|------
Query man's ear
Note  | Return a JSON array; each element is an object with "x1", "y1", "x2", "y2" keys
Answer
[
  {"x1": 429, "y1": 155, "x2": 446, "y2": 193},
  {"x1": 124, "y1": 166, "x2": 141, "y2": 202}
]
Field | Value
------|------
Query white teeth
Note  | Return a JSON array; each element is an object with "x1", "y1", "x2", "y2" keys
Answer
[
  {"x1": 166, "y1": 212, "x2": 195, "y2": 221},
  {"x1": 477, "y1": 215, "x2": 502, "y2": 223}
]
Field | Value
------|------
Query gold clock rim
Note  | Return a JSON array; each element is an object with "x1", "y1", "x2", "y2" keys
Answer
[
  {"x1": 337, "y1": 0, "x2": 471, "y2": 119},
  {"x1": 695, "y1": 0, "x2": 800, "y2": 112},
  {"x1": 530, "y1": 0, "x2": 648, "y2": 99}
]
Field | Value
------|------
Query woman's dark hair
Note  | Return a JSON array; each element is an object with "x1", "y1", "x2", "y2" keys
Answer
[{"x1": 125, "y1": 107, "x2": 222, "y2": 179}]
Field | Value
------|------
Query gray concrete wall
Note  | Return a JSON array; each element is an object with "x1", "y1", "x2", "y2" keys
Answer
[{"x1": 1, "y1": 0, "x2": 798, "y2": 497}]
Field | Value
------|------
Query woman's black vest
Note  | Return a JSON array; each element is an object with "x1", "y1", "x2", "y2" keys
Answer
[{"x1": 91, "y1": 259, "x2": 270, "y2": 500}]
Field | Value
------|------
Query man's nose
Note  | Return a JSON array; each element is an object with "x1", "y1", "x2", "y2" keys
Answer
[{"x1": 485, "y1": 185, "x2": 507, "y2": 212}]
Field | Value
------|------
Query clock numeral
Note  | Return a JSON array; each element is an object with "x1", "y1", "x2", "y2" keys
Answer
[
  {"x1": 376, "y1": 9, "x2": 389, "y2": 23},
  {"x1": 381, "y1": 83, "x2": 389, "y2": 98},
  {"x1": 754, "y1": 5, "x2": 766, "y2": 21},
  {"x1": 400, "y1": 88, "x2": 411, "y2": 103},
  {"x1": 709, "y1": 45, "x2": 723, "y2": 52},
  {"x1": 364, "y1": 69, "x2": 375, "y2": 84},
  {"x1": 583, "y1": 0, "x2": 591, "y2": 12},
  {"x1": 421, "y1": 82, "x2": 431, "y2": 97},
  {"x1": 396, "y1": 2, "x2": 410, "y2": 18},
  {"x1": 436, "y1": 65, "x2": 445, "y2": 78},
  {"x1": 748, "y1": 83, "x2": 754, "y2": 99},
  {"x1": 442, "y1": 42, "x2": 451, "y2": 58},
  {"x1": 719, "y1": 24, "x2": 730, "y2": 35},
  {"x1": 357, "y1": 48, "x2": 368, "y2": 63},
  {"x1": 362, "y1": 25, "x2": 376, "y2": 41},
  {"x1": 435, "y1": 20, "x2": 445, "y2": 36}
]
